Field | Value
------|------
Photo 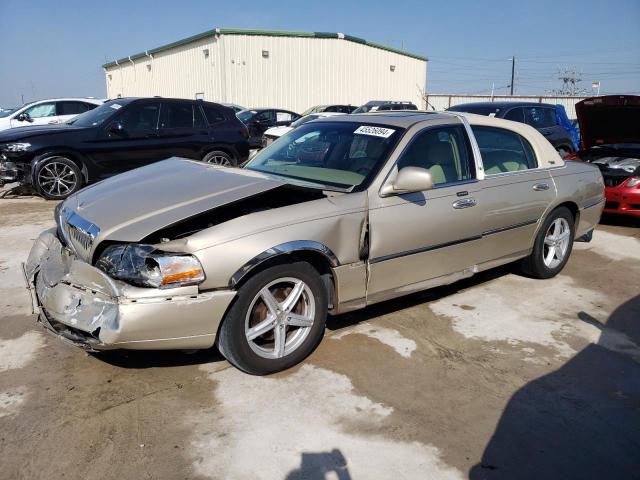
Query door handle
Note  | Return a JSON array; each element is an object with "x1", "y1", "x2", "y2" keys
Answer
[
  {"x1": 48, "y1": 120, "x2": 59, "y2": 124},
  {"x1": 452, "y1": 198, "x2": 477, "y2": 209},
  {"x1": 533, "y1": 183, "x2": 550, "y2": 191}
]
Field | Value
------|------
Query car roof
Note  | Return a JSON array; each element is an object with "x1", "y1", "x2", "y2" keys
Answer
[
  {"x1": 316, "y1": 111, "x2": 452, "y2": 127},
  {"x1": 449, "y1": 101, "x2": 555, "y2": 109}
]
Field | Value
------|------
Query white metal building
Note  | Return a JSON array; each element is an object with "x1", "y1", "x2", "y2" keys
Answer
[
  {"x1": 103, "y1": 28, "x2": 428, "y2": 113},
  {"x1": 425, "y1": 93, "x2": 588, "y2": 119}
]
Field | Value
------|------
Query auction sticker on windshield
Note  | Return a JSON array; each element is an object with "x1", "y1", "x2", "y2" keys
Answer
[
  {"x1": 110, "y1": 104, "x2": 122, "y2": 110},
  {"x1": 354, "y1": 126, "x2": 395, "y2": 138}
]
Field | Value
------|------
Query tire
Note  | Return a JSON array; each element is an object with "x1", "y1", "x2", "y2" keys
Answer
[
  {"x1": 520, "y1": 206, "x2": 575, "y2": 279},
  {"x1": 202, "y1": 150, "x2": 235, "y2": 167},
  {"x1": 34, "y1": 155, "x2": 83, "y2": 200},
  {"x1": 217, "y1": 261, "x2": 328, "y2": 375}
]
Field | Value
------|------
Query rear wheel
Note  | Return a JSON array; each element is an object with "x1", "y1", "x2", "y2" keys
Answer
[
  {"x1": 34, "y1": 155, "x2": 82, "y2": 200},
  {"x1": 202, "y1": 150, "x2": 235, "y2": 167},
  {"x1": 520, "y1": 206, "x2": 575, "y2": 278},
  {"x1": 217, "y1": 262, "x2": 327, "y2": 375}
]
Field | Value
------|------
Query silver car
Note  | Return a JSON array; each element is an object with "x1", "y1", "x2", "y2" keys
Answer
[{"x1": 24, "y1": 112, "x2": 604, "y2": 374}]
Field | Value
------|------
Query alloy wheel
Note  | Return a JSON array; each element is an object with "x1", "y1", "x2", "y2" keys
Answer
[
  {"x1": 244, "y1": 277, "x2": 316, "y2": 359},
  {"x1": 37, "y1": 160, "x2": 78, "y2": 197},
  {"x1": 543, "y1": 218, "x2": 571, "y2": 269},
  {"x1": 204, "y1": 154, "x2": 231, "y2": 166}
]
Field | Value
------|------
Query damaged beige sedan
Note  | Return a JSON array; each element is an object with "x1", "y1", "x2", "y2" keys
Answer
[{"x1": 25, "y1": 112, "x2": 604, "y2": 374}]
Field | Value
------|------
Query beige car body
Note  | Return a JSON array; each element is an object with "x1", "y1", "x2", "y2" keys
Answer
[{"x1": 25, "y1": 112, "x2": 604, "y2": 351}]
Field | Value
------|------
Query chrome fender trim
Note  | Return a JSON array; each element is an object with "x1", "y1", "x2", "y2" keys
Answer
[{"x1": 229, "y1": 240, "x2": 340, "y2": 287}]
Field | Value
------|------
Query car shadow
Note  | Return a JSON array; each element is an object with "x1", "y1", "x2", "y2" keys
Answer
[
  {"x1": 326, "y1": 264, "x2": 513, "y2": 332},
  {"x1": 469, "y1": 295, "x2": 640, "y2": 480},
  {"x1": 93, "y1": 265, "x2": 515, "y2": 369},
  {"x1": 600, "y1": 213, "x2": 640, "y2": 228}
]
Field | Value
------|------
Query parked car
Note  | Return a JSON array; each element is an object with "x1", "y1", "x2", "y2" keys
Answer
[
  {"x1": 568, "y1": 95, "x2": 640, "y2": 218},
  {"x1": 25, "y1": 111, "x2": 603, "y2": 375},
  {"x1": 0, "y1": 107, "x2": 18, "y2": 118},
  {"x1": 301, "y1": 105, "x2": 356, "y2": 115},
  {"x1": 237, "y1": 108, "x2": 301, "y2": 148},
  {"x1": 262, "y1": 112, "x2": 345, "y2": 147},
  {"x1": 447, "y1": 102, "x2": 577, "y2": 157},
  {"x1": 352, "y1": 101, "x2": 418, "y2": 113},
  {"x1": 0, "y1": 98, "x2": 249, "y2": 199},
  {"x1": 0, "y1": 98, "x2": 103, "y2": 132}
]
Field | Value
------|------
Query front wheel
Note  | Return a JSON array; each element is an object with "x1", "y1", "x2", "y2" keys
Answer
[
  {"x1": 520, "y1": 206, "x2": 575, "y2": 279},
  {"x1": 202, "y1": 150, "x2": 235, "y2": 167},
  {"x1": 217, "y1": 262, "x2": 327, "y2": 375},
  {"x1": 34, "y1": 155, "x2": 83, "y2": 200}
]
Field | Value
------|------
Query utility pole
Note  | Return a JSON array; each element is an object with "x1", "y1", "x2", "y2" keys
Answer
[{"x1": 510, "y1": 56, "x2": 515, "y2": 95}]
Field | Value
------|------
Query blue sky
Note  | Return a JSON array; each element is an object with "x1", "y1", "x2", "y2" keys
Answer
[{"x1": 1, "y1": 0, "x2": 639, "y2": 107}]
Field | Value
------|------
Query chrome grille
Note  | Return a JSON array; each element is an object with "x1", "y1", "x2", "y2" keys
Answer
[{"x1": 57, "y1": 207, "x2": 100, "y2": 262}]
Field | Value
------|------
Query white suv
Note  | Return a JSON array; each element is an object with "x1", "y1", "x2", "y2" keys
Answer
[{"x1": 0, "y1": 98, "x2": 104, "y2": 131}]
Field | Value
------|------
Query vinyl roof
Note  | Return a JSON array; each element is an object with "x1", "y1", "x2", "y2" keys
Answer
[{"x1": 103, "y1": 28, "x2": 428, "y2": 69}]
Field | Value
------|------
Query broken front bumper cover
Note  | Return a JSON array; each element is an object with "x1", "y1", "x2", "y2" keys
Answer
[{"x1": 24, "y1": 229, "x2": 236, "y2": 351}]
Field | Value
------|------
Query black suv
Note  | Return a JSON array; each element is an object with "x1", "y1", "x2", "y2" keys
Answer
[
  {"x1": 446, "y1": 102, "x2": 575, "y2": 156},
  {"x1": 301, "y1": 104, "x2": 357, "y2": 115},
  {"x1": 236, "y1": 108, "x2": 300, "y2": 148},
  {"x1": 0, "y1": 98, "x2": 249, "y2": 199},
  {"x1": 352, "y1": 101, "x2": 418, "y2": 113}
]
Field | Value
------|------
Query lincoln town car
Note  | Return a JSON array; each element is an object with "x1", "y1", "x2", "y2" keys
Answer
[{"x1": 24, "y1": 112, "x2": 604, "y2": 374}]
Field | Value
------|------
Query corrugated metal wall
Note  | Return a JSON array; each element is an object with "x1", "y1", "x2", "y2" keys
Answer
[
  {"x1": 105, "y1": 33, "x2": 427, "y2": 113},
  {"x1": 425, "y1": 94, "x2": 587, "y2": 119}
]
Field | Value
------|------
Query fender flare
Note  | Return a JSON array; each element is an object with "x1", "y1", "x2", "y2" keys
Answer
[{"x1": 229, "y1": 240, "x2": 340, "y2": 288}]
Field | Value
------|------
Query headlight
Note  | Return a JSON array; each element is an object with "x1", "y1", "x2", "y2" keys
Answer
[
  {"x1": 95, "y1": 244, "x2": 205, "y2": 288},
  {"x1": 3, "y1": 142, "x2": 31, "y2": 152},
  {"x1": 626, "y1": 177, "x2": 640, "y2": 188}
]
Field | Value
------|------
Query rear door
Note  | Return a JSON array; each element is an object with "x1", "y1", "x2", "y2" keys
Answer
[
  {"x1": 157, "y1": 101, "x2": 208, "y2": 159},
  {"x1": 56, "y1": 101, "x2": 94, "y2": 124},
  {"x1": 471, "y1": 125, "x2": 555, "y2": 263}
]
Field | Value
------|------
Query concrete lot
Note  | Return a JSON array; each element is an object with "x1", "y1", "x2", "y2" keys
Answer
[{"x1": 0, "y1": 194, "x2": 638, "y2": 480}]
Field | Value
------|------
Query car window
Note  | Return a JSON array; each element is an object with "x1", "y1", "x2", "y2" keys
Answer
[
  {"x1": 472, "y1": 126, "x2": 538, "y2": 174},
  {"x1": 57, "y1": 101, "x2": 91, "y2": 116},
  {"x1": 246, "y1": 122, "x2": 403, "y2": 191},
  {"x1": 524, "y1": 107, "x2": 556, "y2": 128},
  {"x1": 118, "y1": 103, "x2": 161, "y2": 131},
  {"x1": 504, "y1": 108, "x2": 524, "y2": 123},
  {"x1": 24, "y1": 102, "x2": 56, "y2": 118},
  {"x1": 161, "y1": 102, "x2": 194, "y2": 129},
  {"x1": 256, "y1": 110, "x2": 275, "y2": 123},
  {"x1": 396, "y1": 126, "x2": 474, "y2": 185},
  {"x1": 201, "y1": 104, "x2": 225, "y2": 124},
  {"x1": 276, "y1": 111, "x2": 293, "y2": 122}
]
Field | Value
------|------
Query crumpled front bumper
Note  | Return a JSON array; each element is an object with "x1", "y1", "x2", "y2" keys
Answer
[{"x1": 24, "y1": 229, "x2": 236, "y2": 351}]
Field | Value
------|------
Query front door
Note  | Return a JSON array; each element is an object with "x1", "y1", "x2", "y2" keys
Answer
[
  {"x1": 367, "y1": 124, "x2": 484, "y2": 302},
  {"x1": 87, "y1": 101, "x2": 163, "y2": 178},
  {"x1": 11, "y1": 101, "x2": 58, "y2": 127}
]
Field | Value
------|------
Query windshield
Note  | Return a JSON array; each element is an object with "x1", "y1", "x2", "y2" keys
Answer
[
  {"x1": 245, "y1": 121, "x2": 403, "y2": 191},
  {"x1": 237, "y1": 110, "x2": 257, "y2": 123},
  {"x1": 0, "y1": 109, "x2": 16, "y2": 118},
  {"x1": 352, "y1": 104, "x2": 378, "y2": 114},
  {"x1": 68, "y1": 101, "x2": 122, "y2": 127}
]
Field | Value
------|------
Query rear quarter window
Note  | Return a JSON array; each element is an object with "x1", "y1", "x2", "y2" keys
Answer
[
  {"x1": 202, "y1": 105, "x2": 226, "y2": 124},
  {"x1": 472, "y1": 126, "x2": 538, "y2": 174}
]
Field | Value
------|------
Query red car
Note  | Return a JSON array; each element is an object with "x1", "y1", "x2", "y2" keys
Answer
[{"x1": 569, "y1": 95, "x2": 640, "y2": 218}]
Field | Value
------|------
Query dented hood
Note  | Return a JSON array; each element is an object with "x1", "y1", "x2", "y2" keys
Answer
[
  {"x1": 65, "y1": 158, "x2": 284, "y2": 242},
  {"x1": 576, "y1": 95, "x2": 640, "y2": 149}
]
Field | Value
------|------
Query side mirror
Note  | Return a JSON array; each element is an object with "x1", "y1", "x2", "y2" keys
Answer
[
  {"x1": 108, "y1": 122, "x2": 125, "y2": 136},
  {"x1": 17, "y1": 113, "x2": 32, "y2": 122},
  {"x1": 380, "y1": 166, "x2": 434, "y2": 196}
]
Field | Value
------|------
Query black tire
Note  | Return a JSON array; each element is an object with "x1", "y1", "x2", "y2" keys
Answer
[
  {"x1": 520, "y1": 206, "x2": 575, "y2": 279},
  {"x1": 202, "y1": 150, "x2": 235, "y2": 167},
  {"x1": 34, "y1": 155, "x2": 83, "y2": 200},
  {"x1": 217, "y1": 261, "x2": 328, "y2": 375}
]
